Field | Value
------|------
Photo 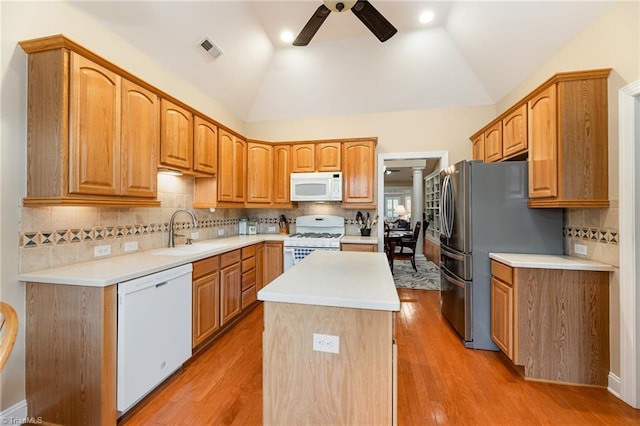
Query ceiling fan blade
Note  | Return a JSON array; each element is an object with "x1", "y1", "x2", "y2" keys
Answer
[
  {"x1": 351, "y1": 0, "x2": 397, "y2": 42},
  {"x1": 293, "y1": 4, "x2": 331, "y2": 46}
]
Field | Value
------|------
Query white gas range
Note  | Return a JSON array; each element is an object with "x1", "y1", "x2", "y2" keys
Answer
[{"x1": 283, "y1": 215, "x2": 345, "y2": 271}]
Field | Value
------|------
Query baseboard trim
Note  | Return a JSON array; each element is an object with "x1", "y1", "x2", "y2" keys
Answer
[
  {"x1": 608, "y1": 372, "x2": 622, "y2": 398},
  {"x1": 0, "y1": 399, "x2": 28, "y2": 423}
]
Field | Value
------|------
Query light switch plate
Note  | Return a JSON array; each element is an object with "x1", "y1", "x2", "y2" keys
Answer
[
  {"x1": 191, "y1": 231, "x2": 199, "y2": 240},
  {"x1": 313, "y1": 333, "x2": 339, "y2": 354},
  {"x1": 268, "y1": 226, "x2": 276, "y2": 232},
  {"x1": 218, "y1": 229, "x2": 224, "y2": 236},
  {"x1": 574, "y1": 243, "x2": 588, "y2": 255},
  {"x1": 94, "y1": 245, "x2": 111, "y2": 257},
  {"x1": 124, "y1": 241, "x2": 138, "y2": 252}
]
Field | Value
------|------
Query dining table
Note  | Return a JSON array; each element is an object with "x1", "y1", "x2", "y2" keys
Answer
[{"x1": 384, "y1": 229, "x2": 413, "y2": 270}]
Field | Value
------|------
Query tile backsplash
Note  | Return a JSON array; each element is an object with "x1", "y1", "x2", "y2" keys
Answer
[
  {"x1": 19, "y1": 174, "x2": 377, "y2": 273},
  {"x1": 563, "y1": 201, "x2": 619, "y2": 267}
]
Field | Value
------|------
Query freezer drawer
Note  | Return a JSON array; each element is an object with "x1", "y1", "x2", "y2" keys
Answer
[{"x1": 440, "y1": 265, "x2": 472, "y2": 343}]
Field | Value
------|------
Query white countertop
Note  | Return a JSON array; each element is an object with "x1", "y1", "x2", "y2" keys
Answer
[
  {"x1": 340, "y1": 235, "x2": 378, "y2": 244},
  {"x1": 19, "y1": 234, "x2": 287, "y2": 287},
  {"x1": 489, "y1": 253, "x2": 615, "y2": 271},
  {"x1": 258, "y1": 250, "x2": 400, "y2": 312}
]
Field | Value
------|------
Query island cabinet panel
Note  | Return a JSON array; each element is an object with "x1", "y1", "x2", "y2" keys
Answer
[
  {"x1": 528, "y1": 85, "x2": 558, "y2": 199},
  {"x1": 264, "y1": 241, "x2": 283, "y2": 286},
  {"x1": 121, "y1": 79, "x2": 159, "y2": 198},
  {"x1": 160, "y1": 99, "x2": 193, "y2": 171},
  {"x1": 272, "y1": 145, "x2": 291, "y2": 204},
  {"x1": 342, "y1": 139, "x2": 376, "y2": 208},
  {"x1": 193, "y1": 115, "x2": 217, "y2": 176},
  {"x1": 316, "y1": 142, "x2": 341, "y2": 171},
  {"x1": 490, "y1": 260, "x2": 610, "y2": 386},
  {"x1": 263, "y1": 302, "x2": 394, "y2": 425},
  {"x1": 26, "y1": 282, "x2": 117, "y2": 426},
  {"x1": 471, "y1": 134, "x2": 485, "y2": 161},
  {"x1": 247, "y1": 142, "x2": 273, "y2": 204},
  {"x1": 502, "y1": 104, "x2": 527, "y2": 158},
  {"x1": 69, "y1": 54, "x2": 121, "y2": 196},
  {"x1": 192, "y1": 256, "x2": 220, "y2": 348},
  {"x1": 291, "y1": 143, "x2": 316, "y2": 172},
  {"x1": 220, "y1": 250, "x2": 242, "y2": 326},
  {"x1": 483, "y1": 121, "x2": 503, "y2": 162}
]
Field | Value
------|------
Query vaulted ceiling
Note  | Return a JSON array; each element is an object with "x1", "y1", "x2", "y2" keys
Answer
[{"x1": 69, "y1": 1, "x2": 614, "y2": 123}]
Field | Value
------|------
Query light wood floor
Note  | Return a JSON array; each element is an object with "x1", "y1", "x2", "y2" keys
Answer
[{"x1": 120, "y1": 289, "x2": 640, "y2": 425}]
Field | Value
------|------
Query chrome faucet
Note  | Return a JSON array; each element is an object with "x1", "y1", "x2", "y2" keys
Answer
[{"x1": 168, "y1": 209, "x2": 200, "y2": 248}]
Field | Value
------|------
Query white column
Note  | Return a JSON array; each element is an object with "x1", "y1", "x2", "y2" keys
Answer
[{"x1": 412, "y1": 167, "x2": 424, "y2": 256}]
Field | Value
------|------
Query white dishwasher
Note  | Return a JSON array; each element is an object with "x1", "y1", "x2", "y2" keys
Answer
[{"x1": 117, "y1": 263, "x2": 192, "y2": 415}]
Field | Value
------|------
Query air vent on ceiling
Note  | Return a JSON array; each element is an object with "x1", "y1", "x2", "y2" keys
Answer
[{"x1": 199, "y1": 36, "x2": 224, "y2": 60}]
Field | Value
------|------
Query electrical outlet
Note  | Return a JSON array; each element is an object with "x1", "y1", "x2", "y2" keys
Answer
[
  {"x1": 313, "y1": 333, "x2": 339, "y2": 354},
  {"x1": 218, "y1": 228, "x2": 225, "y2": 236},
  {"x1": 268, "y1": 226, "x2": 276, "y2": 232},
  {"x1": 124, "y1": 241, "x2": 138, "y2": 252},
  {"x1": 191, "y1": 231, "x2": 199, "y2": 240},
  {"x1": 94, "y1": 244, "x2": 111, "y2": 257},
  {"x1": 574, "y1": 243, "x2": 588, "y2": 255}
]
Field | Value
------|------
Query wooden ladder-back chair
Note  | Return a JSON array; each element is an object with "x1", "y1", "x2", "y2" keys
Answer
[{"x1": 0, "y1": 301, "x2": 18, "y2": 372}]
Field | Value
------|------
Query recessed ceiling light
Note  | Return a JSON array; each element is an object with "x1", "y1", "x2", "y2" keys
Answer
[
  {"x1": 280, "y1": 30, "x2": 295, "y2": 43},
  {"x1": 419, "y1": 10, "x2": 434, "y2": 24}
]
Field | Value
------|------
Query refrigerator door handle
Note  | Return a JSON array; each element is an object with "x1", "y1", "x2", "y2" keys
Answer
[{"x1": 439, "y1": 175, "x2": 447, "y2": 237}]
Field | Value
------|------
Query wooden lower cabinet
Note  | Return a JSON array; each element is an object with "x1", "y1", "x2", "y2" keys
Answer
[
  {"x1": 241, "y1": 245, "x2": 258, "y2": 309},
  {"x1": 264, "y1": 241, "x2": 284, "y2": 286},
  {"x1": 256, "y1": 243, "x2": 265, "y2": 291},
  {"x1": 490, "y1": 260, "x2": 609, "y2": 386},
  {"x1": 192, "y1": 256, "x2": 220, "y2": 348},
  {"x1": 422, "y1": 237, "x2": 440, "y2": 266},
  {"x1": 341, "y1": 243, "x2": 376, "y2": 252},
  {"x1": 220, "y1": 250, "x2": 242, "y2": 326}
]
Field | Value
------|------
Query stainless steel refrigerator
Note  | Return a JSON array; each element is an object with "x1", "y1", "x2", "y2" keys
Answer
[{"x1": 439, "y1": 160, "x2": 563, "y2": 350}]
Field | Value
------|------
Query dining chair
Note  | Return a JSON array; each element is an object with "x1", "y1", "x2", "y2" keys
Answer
[
  {"x1": 383, "y1": 223, "x2": 392, "y2": 267},
  {"x1": 393, "y1": 221, "x2": 421, "y2": 271},
  {"x1": 0, "y1": 301, "x2": 18, "y2": 372}
]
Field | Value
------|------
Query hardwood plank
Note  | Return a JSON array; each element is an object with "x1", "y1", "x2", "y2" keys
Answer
[{"x1": 120, "y1": 290, "x2": 640, "y2": 425}]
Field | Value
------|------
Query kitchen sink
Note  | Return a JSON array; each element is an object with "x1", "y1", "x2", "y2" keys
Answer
[{"x1": 151, "y1": 242, "x2": 228, "y2": 256}]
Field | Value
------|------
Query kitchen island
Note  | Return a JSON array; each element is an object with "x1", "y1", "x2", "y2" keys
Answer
[{"x1": 258, "y1": 250, "x2": 400, "y2": 425}]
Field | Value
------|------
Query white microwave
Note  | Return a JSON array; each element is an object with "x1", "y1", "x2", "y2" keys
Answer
[{"x1": 290, "y1": 172, "x2": 342, "y2": 202}]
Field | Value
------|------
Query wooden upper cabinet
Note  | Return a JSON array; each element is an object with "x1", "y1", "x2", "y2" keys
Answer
[
  {"x1": 528, "y1": 85, "x2": 558, "y2": 200},
  {"x1": 193, "y1": 116, "x2": 217, "y2": 176},
  {"x1": 291, "y1": 144, "x2": 316, "y2": 172},
  {"x1": 502, "y1": 104, "x2": 527, "y2": 158},
  {"x1": 472, "y1": 134, "x2": 485, "y2": 161},
  {"x1": 217, "y1": 129, "x2": 246, "y2": 203},
  {"x1": 247, "y1": 142, "x2": 273, "y2": 203},
  {"x1": 69, "y1": 54, "x2": 121, "y2": 196},
  {"x1": 342, "y1": 139, "x2": 376, "y2": 207},
  {"x1": 483, "y1": 122, "x2": 503, "y2": 162},
  {"x1": 120, "y1": 79, "x2": 159, "y2": 198},
  {"x1": 160, "y1": 99, "x2": 193, "y2": 171},
  {"x1": 273, "y1": 145, "x2": 291, "y2": 205},
  {"x1": 316, "y1": 142, "x2": 341, "y2": 171}
]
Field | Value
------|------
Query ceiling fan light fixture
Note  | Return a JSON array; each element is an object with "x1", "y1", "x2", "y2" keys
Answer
[{"x1": 324, "y1": 1, "x2": 357, "y2": 13}]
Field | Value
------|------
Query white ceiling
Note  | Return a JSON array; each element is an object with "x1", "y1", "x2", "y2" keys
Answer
[{"x1": 69, "y1": 1, "x2": 614, "y2": 123}]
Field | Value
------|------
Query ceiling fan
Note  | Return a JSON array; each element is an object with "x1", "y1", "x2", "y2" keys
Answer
[{"x1": 293, "y1": 0, "x2": 397, "y2": 46}]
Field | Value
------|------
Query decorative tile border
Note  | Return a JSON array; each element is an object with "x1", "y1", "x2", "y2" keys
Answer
[
  {"x1": 564, "y1": 226, "x2": 619, "y2": 244},
  {"x1": 20, "y1": 219, "x2": 239, "y2": 248}
]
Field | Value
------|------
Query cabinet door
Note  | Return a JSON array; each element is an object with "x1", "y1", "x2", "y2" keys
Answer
[
  {"x1": 233, "y1": 138, "x2": 247, "y2": 202},
  {"x1": 220, "y1": 263, "x2": 241, "y2": 326},
  {"x1": 193, "y1": 272, "x2": 220, "y2": 348},
  {"x1": 273, "y1": 145, "x2": 291, "y2": 204},
  {"x1": 491, "y1": 277, "x2": 513, "y2": 359},
  {"x1": 160, "y1": 99, "x2": 192, "y2": 171},
  {"x1": 291, "y1": 144, "x2": 315, "y2": 172},
  {"x1": 528, "y1": 85, "x2": 558, "y2": 198},
  {"x1": 316, "y1": 142, "x2": 341, "y2": 171},
  {"x1": 256, "y1": 243, "x2": 265, "y2": 291},
  {"x1": 247, "y1": 142, "x2": 273, "y2": 203},
  {"x1": 193, "y1": 115, "x2": 217, "y2": 176},
  {"x1": 69, "y1": 53, "x2": 121, "y2": 196},
  {"x1": 484, "y1": 122, "x2": 503, "y2": 162},
  {"x1": 217, "y1": 129, "x2": 235, "y2": 202},
  {"x1": 342, "y1": 140, "x2": 376, "y2": 205},
  {"x1": 502, "y1": 104, "x2": 527, "y2": 158},
  {"x1": 264, "y1": 242, "x2": 283, "y2": 286},
  {"x1": 121, "y1": 79, "x2": 158, "y2": 198},
  {"x1": 471, "y1": 134, "x2": 485, "y2": 161},
  {"x1": 341, "y1": 243, "x2": 376, "y2": 252}
]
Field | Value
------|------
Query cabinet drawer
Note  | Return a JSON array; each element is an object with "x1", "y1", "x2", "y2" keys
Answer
[
  {"x1": 242, "y1": 244, "x2": 256, "y2": 259},
  {"x1": 221, "y1": 249, "x2": 241, "y2": 268},
  {"x1": 491, "y1": 260, "x2": 513, "y2": 285},
  {"x1": 192, "y1": 256, "x2": 219, "y2": 279},
  {"x1": 241, "y1": 286, "x2": 257, "y2": 309},
  {"x1": 242, "y1": 269, "x2": 256, "y2": 291},
  {"x1": 242, "y1": 256, "x2": 256, "y2": 272}
]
